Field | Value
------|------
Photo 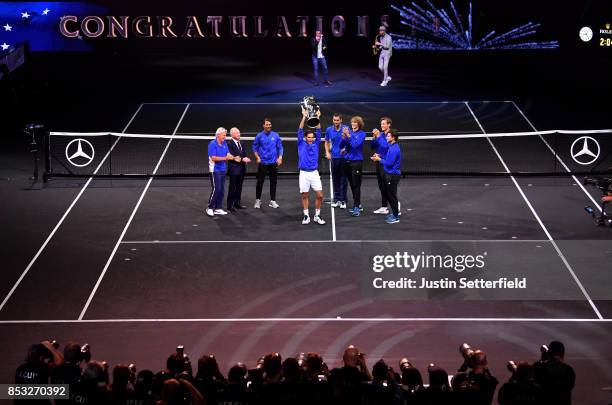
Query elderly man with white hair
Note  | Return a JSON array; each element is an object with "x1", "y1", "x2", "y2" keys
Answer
[{"x1": 206, "y1": 127, "x2": 234, "y2": 217}]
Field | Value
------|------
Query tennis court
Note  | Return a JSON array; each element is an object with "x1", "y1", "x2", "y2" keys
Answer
[{"x1": 1, "y1": 101, "x2": 611, "y2": 400}]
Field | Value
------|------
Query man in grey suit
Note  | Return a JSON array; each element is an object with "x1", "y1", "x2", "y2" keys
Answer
[{"x1": 375, "y1": 26, "x2": 393, "y2": 86}]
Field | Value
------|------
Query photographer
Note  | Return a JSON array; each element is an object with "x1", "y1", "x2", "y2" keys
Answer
[
  {"x1": 14, "y1": 343, "x2": 57, "y2": 404},
  {"x1": 452, "y1": 348, "x2": 498, "y2": 405},
  {"x1": 416, "y1": 365, "x2": 452, "y2": 405},
  {"x1": 52, "y1": 342, "x2": 90, "y2": 404},
  {"x1": 360, "y1": 359, "x2": 403, "y2": 405},
  {"x1": 154, "y1": 349, "x2": 194, "y2": 396},
  {"x1": 70, "y1": 360, "x2": 112, "y2": 404},
  {"x1": 301, "y1": 352, "x2": 332, "y2": 404},
  {"x1": 533, "y1": 341, "x2": 575, "y2": 405},
  {"x1": 498, "y1": 362, "x2": 543, "y2": 405},
  {"x1": 398, "y1": 358, "x2": 424, "y2": 402},
  {"x1": 194, "y1": 354, "x2": 226, "y2": 405},
  {"x1": 329, "y1": 345, "x2": 371, "y2": 404},
  {"x1": 217, "y1": 363, "x2": 255, "y2": 405}
]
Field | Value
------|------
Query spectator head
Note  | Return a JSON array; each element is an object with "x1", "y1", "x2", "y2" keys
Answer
[
  {"x1": 160, "y1": 378, "x2": 183, "y2": 405},
  {"x1": 26, "y1": 344, "x2": 52, "y2": 364},
  {"x1": 428, "y1": 365, "x2": 450, "y2": 391},
  {"x1": 263, "y1": 352, "x2": 282, "y2": 378},
  {"x1": 112, "y1": 364, "x2": 131, "y2": 393},
  {"x1": 228, "y1": 363, "x2": 247, "y2": 383},
  {"x1": 135, "y1": 369, "x2": 155, "y2": 394},
  {"x1": 372, "y1": 360, "x2": 389, "y2": 381},
  {"x1": 282, "y1": 358, "x2": 300, "y2": 381},
  {"x1": 305, "y1": 352, "x2": 324, "y2": 375},
  {"x1": 166, "y1": 353, "x2": 186, "y2": 375},
  {"x1": 63, "y1": 342, "x2": 82, "y2": 363},
  {"x1": 514, "y1": 361, "x2": 534, "y2": 382},
  {"x1": 471, "y1": 349, "x2": 488, "y2": 371},
  {"x1": 400, "y1": 362, "x2": 423, "y2": 388},
  {"x1": 83, "y1": 361, "x2": 106, "y2": 385},
  {"x1": 196, "y1": 354, "x2": 219, "y2": 379},
  {"x1": 548, "y1": 341, "x2": 565, "y2": 359},
  {"x1": 342, "y1": 345, "x2": 362, "y2": 368}
]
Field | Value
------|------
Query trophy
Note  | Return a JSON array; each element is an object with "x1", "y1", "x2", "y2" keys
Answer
[{"x1": 300, "y1": 96, "x2": 320, "y2": 128}]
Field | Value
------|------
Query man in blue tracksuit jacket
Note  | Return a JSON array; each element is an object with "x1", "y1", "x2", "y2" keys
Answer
[
  {"x1": 371, "y1": 129, "x2": 401, "y2": 224},
  {"x1": 252, "y1": 118, "x2": 284, "y2": 209},
  {"x1": 371, "y1": 116, "x2": 393, "y2": 215},
  {"x1": 206, "y1": 127, "x2": 234, "y2": 217},
  {"x1": 339, "y1": 116, "x2": 366, "y2": 217},
  {"x1": 325, "y1": 113, "x2": 349, "y2": 209},
  {"x1": 298, "y1": 108, "x2": 325, "y2": 225}
]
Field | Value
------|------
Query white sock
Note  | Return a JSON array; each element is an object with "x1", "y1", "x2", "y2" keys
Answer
[
  {"x1": 315, "y1": 209, "x2": 321, "y2": 216},
  {"x1": 303, "y1": 209, "x2": 309, "y2": 216}
]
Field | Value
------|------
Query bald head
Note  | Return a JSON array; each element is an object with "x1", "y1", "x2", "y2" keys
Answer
[{"x1": 343, "y1": 345, "x2": 360, "y2": 367}]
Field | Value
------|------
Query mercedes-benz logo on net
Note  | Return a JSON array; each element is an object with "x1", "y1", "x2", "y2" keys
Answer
[
  {"x1": 65, "y1": 138, "x2": 95, "y2": 167},
  {"x1": 570, "y1": 136, "x2": 600, "y2": 166}
]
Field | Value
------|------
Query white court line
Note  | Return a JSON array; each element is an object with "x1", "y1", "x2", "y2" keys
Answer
[
  {"x1": 142, "y1": 100, "x2": 514, "y2": 105},
  {"x1": 78, "y1": 104, "x2": 191, "y2": 320},
  {"x1": 121, "y1": 239, "x2": 550, "y2": 244},
  {"x1": 511, "y1": 101, "x2": 603, "y2": 212},
  {"x1": 0, "y1": 104, "x2": 144, "y2": 314},
  {"x1": 465, "y1": 102, "x2": 604, "y2": 320},
  {"x1": 328, "y1": 159, "x2": 337, "y2": 241},
  {"x1": 0, "y1": 317, "x2": 610, "y2": 324}
]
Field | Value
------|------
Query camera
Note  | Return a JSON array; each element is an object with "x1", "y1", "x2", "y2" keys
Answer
[
  {"x1": 399, "y1": 358, "x2": 413, "y2": 373},
  {"x1": 175, "y1": 345, "x2": 192, "y2": 375},
  {"x1": 540, "y1": 344, "x2": 549, "y2": 362},
  {"x1": 583, "y1": 176, "x2": 612, "y2": 226},
  {"x1": 507, "y1": 360, "x2": 517, "y2": 374}
]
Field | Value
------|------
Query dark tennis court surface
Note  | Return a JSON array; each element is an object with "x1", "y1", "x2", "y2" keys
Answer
[{"x1": 1, "y1": 101, "x2": 611, "y2": 403}]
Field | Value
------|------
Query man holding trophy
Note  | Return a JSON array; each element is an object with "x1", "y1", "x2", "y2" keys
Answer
[{"x1": 298, "y1": 97, "x2": 326, "y2": 225}]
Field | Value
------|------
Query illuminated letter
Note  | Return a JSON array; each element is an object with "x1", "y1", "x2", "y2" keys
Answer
[
  {"x1": 253, "y1": 16, "x2": 268, "y2": 37},
  {"x1": 230, "y1": 16, "x2": 248, "y2": 37},
  {"x1": 59, "y1": 15, "x2": 79, "y2": 38},
  {"x1": 107, "y1": 16, "x2": 128, "y2": 38},
  {"x1": 275, "y1": 16, "x2": 292, "y2": 38},
  {"x1": 356, "y1": 16, "x2": 369, "y2": 37},
  {"x1": 157, "y1": 16, "x2": 178, "y2": 38},
  {"x1": 207, "y1": 16, "x2": 223, "y2": 38},
  {"x1": 81, "y1": 16, "x2": 105, "y2": 38},
  {"x1": 183, "y1": 16, "x2": 205, "y2": 38},
  {"x1": 133, "y1": 16, "x2": 153, "y2": 37},
  {"x1": 331, "y1": 15, "x2": 345, "y2": 37},
  {"x1": 296, "y1": 16, "x2": 309, "y2": 37}
]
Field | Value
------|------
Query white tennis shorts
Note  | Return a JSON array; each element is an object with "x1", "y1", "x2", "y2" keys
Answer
[{"x1": 299, "y1": 170, "x2": 323, "y2": 193}]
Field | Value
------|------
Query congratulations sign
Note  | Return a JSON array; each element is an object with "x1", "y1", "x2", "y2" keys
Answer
[{"x1": 59, "y1": 15, "x2": 390, "y2": 39}]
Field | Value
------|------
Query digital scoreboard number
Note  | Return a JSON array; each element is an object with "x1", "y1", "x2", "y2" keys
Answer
[{"x1": 600, "y1": 23, "x2": 612, "y2": 47}]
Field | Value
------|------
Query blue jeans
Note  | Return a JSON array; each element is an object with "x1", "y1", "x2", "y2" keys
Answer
[
  {"x1": 331, "y1": 158, "x2": 348, "y2": 202},
  {"x1": 312, "y1": 56, "x2": 329, "y2": 82}
]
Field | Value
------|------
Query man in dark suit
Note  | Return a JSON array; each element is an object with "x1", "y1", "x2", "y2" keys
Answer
[
  {"x1": 311, "y1": 30, "x2": 332, "y2": 86},
  {"x1": 227, "y1": 127, "x2": 251, "y2": 211}
]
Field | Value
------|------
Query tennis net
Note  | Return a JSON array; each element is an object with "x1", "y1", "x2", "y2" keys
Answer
[{"x1": 45, "y1": 129, "x2": 612, "y2": 178}]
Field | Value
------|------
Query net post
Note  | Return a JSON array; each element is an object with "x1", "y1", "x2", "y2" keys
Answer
[{"x1": 43, "y1": 130, "x2": 50, "y2": 182}]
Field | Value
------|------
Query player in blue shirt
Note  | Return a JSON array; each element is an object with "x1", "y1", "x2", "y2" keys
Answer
[
  {"x1": 252, "y1": 118, "x2": 284, "y2": 209},
  {"x1": 339, "y1": 116, "x2": 366, "y2": 217},
  {"x1": 206, "y1": 127, "x2": 234, "y2": 217},
  {"x1": 325, "y1": 113, "x2": 349, "y2": 209},
  {"x1": 298, "y1": 107, "x2": 325, "y2": 225},
  {"x1": 371, "y1": 129, "x2": 401, "y2": 224},
  {"x1": 371, "y1": 116, "x2": 394, "y2": 215}
]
